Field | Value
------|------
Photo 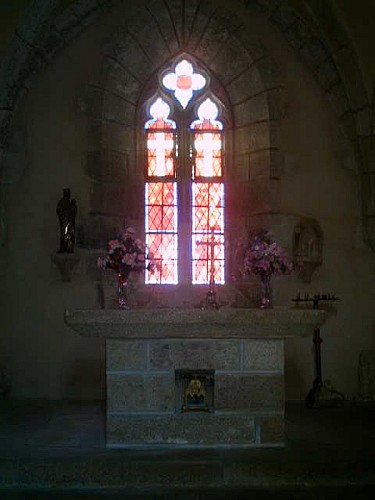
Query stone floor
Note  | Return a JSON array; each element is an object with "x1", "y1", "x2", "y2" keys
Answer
[{"x1": 0, "y1": 399, "x2": 374, "y2": 498}]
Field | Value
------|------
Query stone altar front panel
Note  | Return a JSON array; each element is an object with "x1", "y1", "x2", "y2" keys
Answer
[
  {"x1": 65, "y1": 308, "x2": 327, "y2": 447},
  {"x1": 106, "y1": 337, "x2": 285, "y2": 447}
]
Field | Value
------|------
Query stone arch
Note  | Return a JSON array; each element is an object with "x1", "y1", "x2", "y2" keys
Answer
[
  {"x1": 82, "y1": 0, "x2": 283, "y2": 254},
  {"x1": 0, "y1": 0, "x2": 372, "y2": 247},
  {"x1": 244, "y1": 0, "x2": 374, "y2": 248}
]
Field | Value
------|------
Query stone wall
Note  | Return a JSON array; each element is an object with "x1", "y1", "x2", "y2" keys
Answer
[
  {"x1": 0, "y1": 0, "x2": 374, "y2": 402},
  {"x1": 106, "y1": 337, "x2": 284, "y2": 446}
]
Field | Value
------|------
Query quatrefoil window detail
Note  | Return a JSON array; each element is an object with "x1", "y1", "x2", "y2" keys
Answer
[{"x1": 162, "y1": 60, "x2": 206, "y2": 109}]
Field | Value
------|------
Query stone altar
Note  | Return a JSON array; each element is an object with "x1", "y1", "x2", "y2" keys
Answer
[{"x1": 65, "y1": 308, "x2": 327, "y2": 448}]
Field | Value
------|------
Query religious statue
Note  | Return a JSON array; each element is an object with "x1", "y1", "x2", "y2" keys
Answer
[
  {"x1": 293, "y1": 218, "x2": 323, "y2": 283},
  {"x1": 56, "y1": 188, "x2": 77, "y2": 253},
  {"x1": 182, "y1": 375, "x2": 209, "y2": 412}
]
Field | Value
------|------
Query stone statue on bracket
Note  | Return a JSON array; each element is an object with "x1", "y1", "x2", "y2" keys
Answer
[
  {"x1": 53, "y1": 188, "x2": 79, "y2": 282},
  {"x1": 56, "y1": 188, "x2": 77, "y2": 254},
  {"x1": 293, "y1": 218, "x2": 323, "y2": 283}
]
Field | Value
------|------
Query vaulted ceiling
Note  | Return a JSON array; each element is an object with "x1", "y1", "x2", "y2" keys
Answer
[{"x1": 0, "y1": 0, "x2": 374, "y2": 247}]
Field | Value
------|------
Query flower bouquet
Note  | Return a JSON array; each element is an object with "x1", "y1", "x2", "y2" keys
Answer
[
  {"x1": 97, "y1": 227, "x2": 155, "y2": 308},
  {"x1": 238, "y1": 229, "x2": 293, "y2": 308}
]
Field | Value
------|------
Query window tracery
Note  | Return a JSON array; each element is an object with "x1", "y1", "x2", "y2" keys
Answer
[{"x1": 144, "y1": 58, "x2": 225, "y2": 285}]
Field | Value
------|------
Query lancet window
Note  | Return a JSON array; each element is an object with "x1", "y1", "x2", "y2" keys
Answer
[{"x1": 144, "y1": 58, "x2": 225, "y2": 285}]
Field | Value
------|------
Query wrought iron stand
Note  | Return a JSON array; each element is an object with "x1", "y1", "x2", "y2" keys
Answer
[{"x1": 292, "y1": 293, "x2": 343, "y2": 408}]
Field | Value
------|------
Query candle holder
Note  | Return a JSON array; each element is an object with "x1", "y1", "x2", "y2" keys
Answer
[
  {"x1": 198, "y1": 228, "x2": 220, "y2": 310},
  {"x1": 292, "y1": 292, "x2": 344, "y2": 408}
]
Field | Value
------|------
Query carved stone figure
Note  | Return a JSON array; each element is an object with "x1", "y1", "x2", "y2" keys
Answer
[
  {"x1": 293, "y1": 218, "x2": 323, "y2": 283},
  {"x1": 56, "y1": 188, "x2": 77, "y2": 253}
]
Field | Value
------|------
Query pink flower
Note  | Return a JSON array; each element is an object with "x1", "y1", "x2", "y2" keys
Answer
[
  {"x1": 96, "y1": 256, "x2": 109, "y2": 270},
  {"x1": 98, "y1": 229, "x2": 158, "y2": 279},
  {"x1": 123, "y1": 253, "x2": 136, "y2": 266},
  {"x1": 135, "y1": 238, "x2": 145, "y2": 251},
  {"x1": 239, "y1": 230, "x2": 292, "y2": 277}
]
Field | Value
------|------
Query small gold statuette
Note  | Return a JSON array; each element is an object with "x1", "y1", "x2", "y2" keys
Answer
[{"x1": 182, "y1": 375, "x2": 209, "y2": 412}]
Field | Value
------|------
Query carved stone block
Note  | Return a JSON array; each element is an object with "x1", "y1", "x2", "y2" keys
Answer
[
  {"x1": 107, "y1": 413, "x2": 256, "y2": 446},
  {"x1": 106, "y1": 339, "x2": 147, "y2": 371},
  {"x1": 243, "y1": 339, "x2": 284, "y2": 371},
  {"x1": 150, "y1": 340, "x2": 240, "y2": 371},
  {"x1": 107, "y1": 373, "x2": 174, "y2": 413},
  {"x1": 215, "y1": 374, "x2": 284, "y2": 411}
]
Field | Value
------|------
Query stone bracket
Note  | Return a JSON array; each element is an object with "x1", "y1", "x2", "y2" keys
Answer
[{"x1": 51, "y1": 253, "x2": 80, "y2": 282}]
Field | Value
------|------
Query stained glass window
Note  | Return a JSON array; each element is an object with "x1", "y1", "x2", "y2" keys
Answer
[
  {"x1": 162, "y1": 60, "x2": 206, "y2": 109},
  {"x1": 144, "y1": 60, "x2": 225, "y2": 286},
  {"x1": 191, "y1": 99, "x2": 224, "y2": 284},
  {"x1": 145, "y1": 182, "x2": 178, "y2": 284},
  {"x1": 145, "y1": 98, "x2": 178, "y2": 284}
]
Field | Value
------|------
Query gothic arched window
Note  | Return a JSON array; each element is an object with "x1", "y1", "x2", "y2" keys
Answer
[{"x1": 144, "y1": 58, "x2": 226, "y2": 285}]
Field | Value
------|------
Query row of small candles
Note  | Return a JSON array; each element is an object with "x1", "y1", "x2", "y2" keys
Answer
[
  {"x1": 292, "y1": 292, "x2": 339, "y2": 302},
  {"x1": 292, "y1": 292, "x2": 340, "y2": 309}
]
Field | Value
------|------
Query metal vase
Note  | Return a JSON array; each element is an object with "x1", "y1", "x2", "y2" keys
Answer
[
  {"x1": 117, "y1": 273, "x2": 128, "y2": 309},
  {"x1": 259, "y1": 274, "x2": 272, "y2": 309}
]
